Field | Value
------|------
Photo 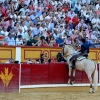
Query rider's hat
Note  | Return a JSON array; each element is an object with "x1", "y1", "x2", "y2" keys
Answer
[{"x1": 81, "y1": 38, "x2": 86, "y2": 43}]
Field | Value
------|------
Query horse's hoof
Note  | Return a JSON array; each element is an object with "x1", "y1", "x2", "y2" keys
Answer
[
  {"x1": 71, "y1": 81, "x2": 75, "y2": 85},
  {"x1": 89, "y1": 91, "x2": 94, "y2": 93},
  {"x1": 67, "y1": 82, "x2": 70, "y2": 85},
  {"x1": 92, "y1": 90, "x2": 95, "y2": 93},
  {"x1": 67, "y1": 81, "x2": 70, "y2": 85}
]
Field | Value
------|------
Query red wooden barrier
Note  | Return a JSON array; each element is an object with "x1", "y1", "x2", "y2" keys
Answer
[
  {"x1": 0, "y1": 63, "x2": 99, "y2": 93},
  {"x1": 21, "y1": 63, "x2": 68, "y2": 85},
  {"x1": 21, "y1": 63, "x2": 95, "y2": 85},
  {"x1": 0, "y1": 64, "x2": 19, "y2": 92}
]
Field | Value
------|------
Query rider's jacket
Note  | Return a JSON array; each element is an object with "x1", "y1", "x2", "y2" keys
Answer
[{"x1": 79, "y1": 42, "x2": 89, "y2": 54}]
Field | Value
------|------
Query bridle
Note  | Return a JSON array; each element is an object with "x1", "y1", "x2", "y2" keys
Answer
[{"x1": 62, "y1": 44, "x2": 77, "y2": 56}]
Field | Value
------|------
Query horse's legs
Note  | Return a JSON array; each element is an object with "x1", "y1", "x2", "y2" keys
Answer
[
  {"x1": 68, "y1": 68, "x2": 72, "y2": 84},
  {"x1": 87, "y1": 73, "x2": 93, "y2": 93},
  {"x1": 71, "y1": 68, "x2": 76, "y2": 84}
]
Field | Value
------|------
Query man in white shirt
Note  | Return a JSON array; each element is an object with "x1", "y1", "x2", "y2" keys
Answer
[
  {"x1": 16, "y1": 35, "x2": 23, "y2": 46},
  {"x1": 7, "y1": 33, "x2": 15, "y2": 46},
  {"x1": 20, "y1": 21, "x2": 28, "y2": 33},
  {"x1": 19, "y1": 4, "x2": 29, "y2": 16},
  {"x1": 24, "y1": 29, "x2": 33, "y2": 41},
  {"x1": 1, "y1": 27, "x2": 9, "y2": 37},
  {"x1": 68, "y1": 9, "x2": 75, "y2": 19},
  {"x1": 91, "y1": 15, "x2": 100, "y2": 29},
  {"x1": 32, "y1": 24, "x2": 42, "y2": 37}
]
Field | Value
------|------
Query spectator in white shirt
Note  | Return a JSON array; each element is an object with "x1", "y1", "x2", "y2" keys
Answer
[
  {"x1": 32, "y1": 24, "x2": 42, "y2": 37},
  {"x1": 68, "y1": 9, "x2": 75, "y2": 19},
  {"x1": 20, "y1": 21, "x2": 28, "y2": 33},
  {"x1": 7, "y1": 33, "x2": 15, "y2": 46},
  {"x1": 16, "y1": 35, "x2": 24, "y2": 46},
  {"x1": 96, "y1": 2, "x2": 100, "y2": 10},
  {"x1": 91, "y1": 14, "x2": 100, "y2": 29},
  {"x1": 1, "y1": 27, "x2": 9, "y2": 37},
  {"x1": 18, "y1": 28, "x2": 25, "y2": 39},
  {"x1": 24, "y1": 29, "x2": 33, "y2": 41},
  {"x1": 75, "y1": 2, "x2": 81, "y2": 12}
]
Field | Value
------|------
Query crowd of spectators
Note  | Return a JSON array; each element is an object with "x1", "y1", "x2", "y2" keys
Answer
[{"x1": 0, "y1": 0, "x2": 100, "y2": 48}]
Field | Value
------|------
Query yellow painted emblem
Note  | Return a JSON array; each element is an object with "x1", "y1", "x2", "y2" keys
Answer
[{"x1": 0, "y1": 68, "x2": 13, "y2": 87}]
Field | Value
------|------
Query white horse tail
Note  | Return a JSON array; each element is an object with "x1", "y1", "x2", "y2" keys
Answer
[{"x1": 93, "y1": 64, "x2": 98, "y2": 92}]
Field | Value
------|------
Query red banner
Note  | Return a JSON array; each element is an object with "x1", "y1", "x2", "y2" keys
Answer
[{"x1": 0, "y1": 64, "x2": 20, "y2": 92}]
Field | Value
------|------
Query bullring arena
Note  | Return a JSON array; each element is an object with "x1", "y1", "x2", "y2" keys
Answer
[{"x1": 0, "y1": 46, "x2": 100, "y2": 100}]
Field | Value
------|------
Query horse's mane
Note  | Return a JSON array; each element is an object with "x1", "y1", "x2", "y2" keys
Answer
[{"x1": 66, "y1": 44, "x2": 76, "y2": 51}]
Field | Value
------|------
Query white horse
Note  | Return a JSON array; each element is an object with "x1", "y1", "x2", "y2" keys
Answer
[{"x1": 62, "y1": 44, "x2": 98, "y2": 93}]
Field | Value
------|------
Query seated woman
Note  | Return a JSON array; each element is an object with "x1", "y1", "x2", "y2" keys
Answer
[
  {"x1": 64, "y1": 36, "x2": 72, "y2": 44},
  {"x1": 73, "y1": 37, "x2": 81, "y2": 47},
  {"x1": 33, "y1": 36, "x2": 48, "y2": 46},
  {"x1": 40, "y1": 53, "x2": 47, "y2": 64},
  {"x1": 56, "y1": 52, "x2": 66, "y2": 62}
]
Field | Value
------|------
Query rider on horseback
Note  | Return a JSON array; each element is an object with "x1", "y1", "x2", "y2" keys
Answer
[{"x1": 70, "y1": 38, "x2": 90, "y2": 68}]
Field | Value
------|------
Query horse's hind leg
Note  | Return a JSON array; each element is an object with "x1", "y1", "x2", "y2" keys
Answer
[{"x1": 87, "y1": 73, "x2": 93, "y2": 93}]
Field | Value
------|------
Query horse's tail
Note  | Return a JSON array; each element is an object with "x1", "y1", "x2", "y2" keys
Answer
[{"x1": 93, "y1": 63, "x2": 98, "y2": 91}]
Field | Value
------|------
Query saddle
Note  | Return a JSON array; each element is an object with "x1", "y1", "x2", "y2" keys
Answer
[{"x1": 77, "y1": 56, "x2": 86, "y2": 61}]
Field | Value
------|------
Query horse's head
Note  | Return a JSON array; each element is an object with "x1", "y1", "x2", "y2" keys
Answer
[{"x1": 62, "y1": 44, "x2": 76, "y2": 56}]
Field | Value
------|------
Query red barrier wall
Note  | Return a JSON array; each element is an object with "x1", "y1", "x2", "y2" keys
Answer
[
  {"x1": 0, "y1": 64, "x2": 19, "y2": 92},
  {"x1": 21, "y1": 63, "x2": 94, "y2": 85}
]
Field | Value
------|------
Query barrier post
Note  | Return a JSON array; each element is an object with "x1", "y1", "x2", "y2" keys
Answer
[{"x1": 19, "y1": 63, "x2": 21, "y2": 93}]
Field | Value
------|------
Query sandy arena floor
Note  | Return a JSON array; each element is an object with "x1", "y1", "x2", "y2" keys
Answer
[{"x1": 0, "y1": 92, "x2": 100, "y2": 100}]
